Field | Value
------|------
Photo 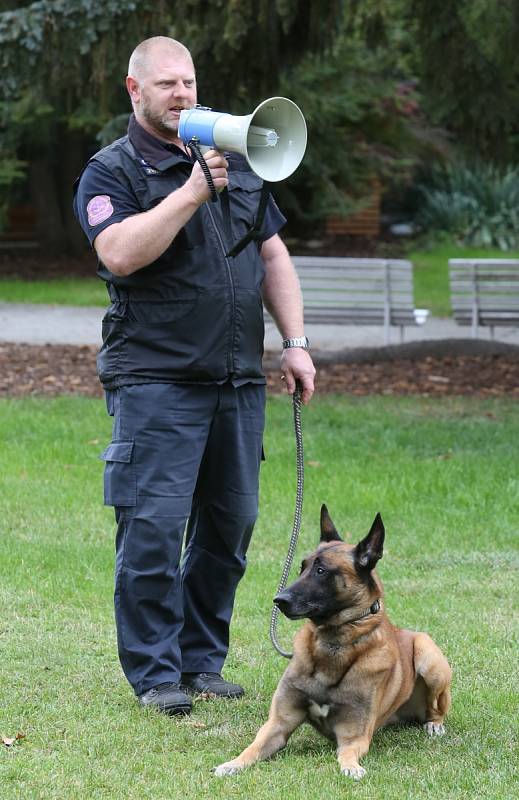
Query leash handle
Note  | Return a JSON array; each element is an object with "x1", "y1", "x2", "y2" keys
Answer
[{"x1": 269, "y1": 382, "x2": 304, "y2": 658}]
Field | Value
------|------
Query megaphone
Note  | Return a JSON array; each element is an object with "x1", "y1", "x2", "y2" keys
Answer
[{"x1": 179, "y1": 97, "x2": 307, "y2": 182}]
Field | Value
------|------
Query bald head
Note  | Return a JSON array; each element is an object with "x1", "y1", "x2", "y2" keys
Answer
[
  {"x1": 126, "y1": 36, "x2": 197, "y2": 144},
  {"x1": 128, "y1": 37, "x2": 194, "y2": 83}
]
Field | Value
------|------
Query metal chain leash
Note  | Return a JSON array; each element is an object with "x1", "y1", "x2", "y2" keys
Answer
[{"x1": 269, "y1": 384, "x2": 304, "y2": 659}]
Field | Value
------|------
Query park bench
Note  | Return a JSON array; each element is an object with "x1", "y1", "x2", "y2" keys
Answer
[
  {"x1": 449, "y1": 259, "x2": 519, "y2": 338},
  {"x1": 269, "y1": 256, "x2": 427, "y2": 345}
]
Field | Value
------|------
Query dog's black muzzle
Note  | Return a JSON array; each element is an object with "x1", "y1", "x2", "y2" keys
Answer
[
  {"x1": 273, "y1": 590, "x2": 292, "y2": 615},
  {"x1": 273, "y1": 590, "x2": 307, "y2": 619},
  {"x1": 273, "y1": 589, "x2": 318, "y2": 620}
]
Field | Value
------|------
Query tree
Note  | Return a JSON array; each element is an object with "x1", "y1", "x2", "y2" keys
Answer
[
  {"x1": 408, "y1": 0, "x2": 519, "y2": 162},
  {"x1": 0, "y1": 0, "x2": 424, "y2": 250},
  {"x1": 174, "y1": 1, "x2": 423, "y2": 232},
  {"x1": 0, "y1": 0, "x2": 170, "y2": 252},
  {"x1": 172, "y1": 0, "x2": 343, "y2": 109}
]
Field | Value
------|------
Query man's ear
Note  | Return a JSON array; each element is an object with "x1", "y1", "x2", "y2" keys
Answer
[
  {"x1": 354, "y1": 513, "x2": 385, "y2": 572},
  {"x1": 320, "y1": 504, "x2": 343, "y2": 543},
  {"x1": 126, "y1": 75, "x2": 141, "y2": 104}
]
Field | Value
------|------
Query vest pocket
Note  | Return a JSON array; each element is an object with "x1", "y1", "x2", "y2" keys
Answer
[
  {"x1": 227, "y1": 172, "x2": 263, "y2": 229},
  {"x1": 125, "y1": 296, "x2": 200, "y2": 324},
  {"x1": 100, "y1": 440, "x2": 136, "y2": 507}
]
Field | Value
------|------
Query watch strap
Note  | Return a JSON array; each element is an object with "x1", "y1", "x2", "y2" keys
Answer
[{"x1": 282, "y1": 336, "x2": 309, "y2": 350}]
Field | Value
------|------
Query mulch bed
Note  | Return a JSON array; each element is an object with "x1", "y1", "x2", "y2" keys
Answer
[
  {"x1": 0, "y1": 252, "x2": 95, "y2": 280},
  {"x1": 2, "y1": 342, "x2": 519, "y2": 398}
]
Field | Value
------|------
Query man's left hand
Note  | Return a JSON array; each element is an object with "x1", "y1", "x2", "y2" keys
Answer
[{"x1": 280, "y1": 348, "x2": 316, "y2": 404}]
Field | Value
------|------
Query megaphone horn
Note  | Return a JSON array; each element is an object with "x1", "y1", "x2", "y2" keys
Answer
[{"x1": 179, "y1": 97, "x2": 307, "y2": 182}]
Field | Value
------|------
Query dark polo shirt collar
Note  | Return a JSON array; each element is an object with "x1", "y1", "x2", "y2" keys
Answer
[{"x1": 128, "y1": 113, "x2": 191, "y2": 172}]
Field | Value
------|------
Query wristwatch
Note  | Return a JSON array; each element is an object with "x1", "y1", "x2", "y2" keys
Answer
[{"x1": 282, "y1": 336, "x2": 309, "y2": 350}]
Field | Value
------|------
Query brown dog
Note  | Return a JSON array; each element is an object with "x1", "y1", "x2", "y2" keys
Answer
[{"x1": 214, "y1": 505, "x2": 452, "y2": 780}]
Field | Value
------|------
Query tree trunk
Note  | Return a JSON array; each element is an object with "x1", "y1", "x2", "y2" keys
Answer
[
  {"x1": 60, "y1": 129, "x2": 91, "y2": 256},
  {"x1": 28, "y1": 156, "x2": 68, "y2": 254},
  {"x1": 28, "y1": 128, "x2": 92, "y2": 257}
]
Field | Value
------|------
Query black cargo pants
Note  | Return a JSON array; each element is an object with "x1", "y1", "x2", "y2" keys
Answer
[{"x1": 101, "y1": 381, "x2": 265, "y2": 696}]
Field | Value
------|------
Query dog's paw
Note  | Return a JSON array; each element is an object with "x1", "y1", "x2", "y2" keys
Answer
[
  {"x1": 423, "y1": 721, "x2": 445, "y2": 737},
  {"x1": 213, "y1": 761, "x2": 243, "y2": 777},
  {"x1": 341, "y1": 765, "x2": 366, "y2": 780}
]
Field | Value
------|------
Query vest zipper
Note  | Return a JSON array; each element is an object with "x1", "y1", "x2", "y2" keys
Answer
[{"x1": 205, "y1": 202, "x2": 236, "y2": 374}]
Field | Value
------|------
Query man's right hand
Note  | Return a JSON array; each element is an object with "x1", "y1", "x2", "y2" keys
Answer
[
  {"x1": 185, "y1": 149, "x2": 229, "y2": 205},
  {"x1": 93, "y1": 150, "x2": 229, "y2": 276}
]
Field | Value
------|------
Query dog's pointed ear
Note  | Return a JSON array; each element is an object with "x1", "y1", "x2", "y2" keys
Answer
[
  {"x1": 320, "y1": 504, "x2": 343, "y2": 543},
  {"x1": 354, "y1": 513, "x2": 385, "y2": 572}
]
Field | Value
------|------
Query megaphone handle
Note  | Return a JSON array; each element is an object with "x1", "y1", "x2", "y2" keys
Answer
[{"x1": 187, "y1": 139, "x2": 219, "y2": 203}]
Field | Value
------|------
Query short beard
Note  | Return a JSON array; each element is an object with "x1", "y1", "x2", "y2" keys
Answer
[{"x1": 141, "y1": 100, "x2": 178, "y2": 139}]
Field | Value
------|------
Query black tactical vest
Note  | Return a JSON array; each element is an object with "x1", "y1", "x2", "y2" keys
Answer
[{"x1": 83, "y1": 135, "x2": 271, "y2": 388}]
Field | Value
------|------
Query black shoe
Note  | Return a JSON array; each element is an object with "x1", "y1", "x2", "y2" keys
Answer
[
  {"x1": 137, "y1": 682, "x2": 192, "y2": 715},
  {"x1": 181, "y1": 672, "x2": 245, "y2": 699}
]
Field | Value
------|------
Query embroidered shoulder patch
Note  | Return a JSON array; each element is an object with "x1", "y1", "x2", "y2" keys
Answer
[{"x1": 87, "y1": 195, "x2": 114, "y2": 226}]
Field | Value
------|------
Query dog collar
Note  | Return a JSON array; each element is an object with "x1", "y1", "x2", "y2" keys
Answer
[{"x1": 349, "y1": 599, "x2": 381, "y2": 624}]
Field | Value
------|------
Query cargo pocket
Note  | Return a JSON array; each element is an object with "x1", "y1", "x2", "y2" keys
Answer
[{"x1": 99, "y1": 440, "x2": 137, "y2": 507}]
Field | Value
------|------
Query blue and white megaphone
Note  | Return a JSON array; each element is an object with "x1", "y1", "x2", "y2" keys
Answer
[{"x1": 179, "y1": 97, "x2": 307, "y2": 182}]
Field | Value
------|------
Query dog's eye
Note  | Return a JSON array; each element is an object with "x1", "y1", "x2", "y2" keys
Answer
[{"x1": 316, "y1": 566, "x2": 326, "y2": 575}]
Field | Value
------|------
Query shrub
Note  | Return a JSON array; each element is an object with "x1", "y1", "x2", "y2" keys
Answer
[{"x1": 416, "y1": 163, "x2": 519, "y2": 250}]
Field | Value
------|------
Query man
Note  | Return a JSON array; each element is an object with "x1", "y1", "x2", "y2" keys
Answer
[{"x1": 73, "y1": 36, "x2": 315, "y2": 716}]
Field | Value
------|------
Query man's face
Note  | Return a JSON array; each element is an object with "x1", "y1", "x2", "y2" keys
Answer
[{"x1": 129, "y1": 53, "x2": 197, "y2": 142}]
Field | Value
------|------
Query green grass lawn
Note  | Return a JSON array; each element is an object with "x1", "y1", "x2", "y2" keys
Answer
[
  {"x1": 1, "y1": 394, "x2": 518, "y2": 799},
  {"x1": 0, "y1": 277, "x2": 108, "y2": 307},
  {"x1": 408, "y1": 241, "x2": 519, "y2": 317},
  {"x1": 2, "y1": 240, "x2": 519, "y2": 316}
]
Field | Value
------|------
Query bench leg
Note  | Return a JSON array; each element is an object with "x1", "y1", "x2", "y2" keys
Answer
[
  {"x1": 384, "y1": 320, "x2": 390, "y2": 345},
  {"x1": 471, "y1": 303, "x2": 478, "y2": 338}
]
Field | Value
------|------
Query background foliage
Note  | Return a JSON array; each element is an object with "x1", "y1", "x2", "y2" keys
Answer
[
  {"x1": 410, "y1": 0, "x2": 519, "y2": 163},
  {"x1": 0, "y1": 1, "x2": 517, "y2": 249},
  {"x1": 416, "y1": 164, "x2": 519, "y2": 251}
]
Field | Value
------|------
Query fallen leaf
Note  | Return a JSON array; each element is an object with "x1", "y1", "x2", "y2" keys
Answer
[
  {"x1": 196, "y1": 691, "x2": 216, "y2": 700},
  {"x1": 2, "y1": 732, "x2": 26, "y2": 747}
]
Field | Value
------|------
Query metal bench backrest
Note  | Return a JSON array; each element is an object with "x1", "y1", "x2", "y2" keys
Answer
[
  {"x1": 291, "y1": 256, "x2": 417, "y2": 325},
  {"x1": 449, "y1": 259, "x2": 519, "y2": 337}
]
